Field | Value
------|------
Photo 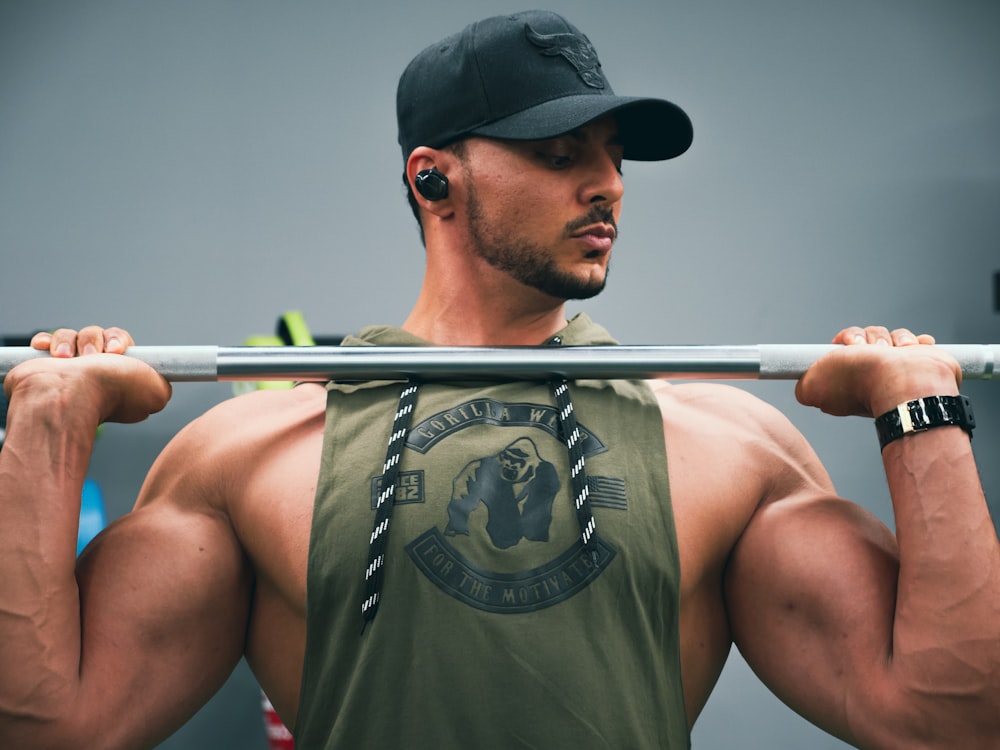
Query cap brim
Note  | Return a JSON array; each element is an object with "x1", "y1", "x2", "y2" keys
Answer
[{"x1": 468, "y1": 95, "x2": 692, "y2": 161}]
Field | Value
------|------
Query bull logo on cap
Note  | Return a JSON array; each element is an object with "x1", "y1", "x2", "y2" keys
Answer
[{"x1": 525, "y1": 24, "x2": 606, "y2": 90}]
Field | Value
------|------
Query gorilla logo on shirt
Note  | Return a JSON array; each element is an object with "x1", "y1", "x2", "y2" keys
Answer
[{"x1": 444, "y1": 437, "x2": 561, "y2": 549}]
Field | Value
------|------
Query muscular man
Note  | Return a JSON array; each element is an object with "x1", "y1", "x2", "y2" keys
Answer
[{"x1": 2, "y1": 10, "x2": 997, "y2": 749}]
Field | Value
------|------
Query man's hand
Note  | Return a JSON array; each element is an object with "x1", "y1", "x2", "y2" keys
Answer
[
  {"x1": 30, "y1": 325, "x2": 134, "y2": 357},
  {"x1": 8, "y1": 325, "x2": 170, "y2": 424},
  {"x1": 795, "y1": 325, "x2": 962, "y2": 418},
  {"x1": 834, "y1": 324, "x2": 935, "y2": 348}
]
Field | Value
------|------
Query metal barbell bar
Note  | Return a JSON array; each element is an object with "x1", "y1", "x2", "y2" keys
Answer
[{"x1": 0, "y1": 344, "x2": 996, "y2": 383}]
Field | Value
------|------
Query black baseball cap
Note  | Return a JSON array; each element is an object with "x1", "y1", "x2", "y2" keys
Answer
[{"x1": 397, "y1": 10, "x2": 693, "y2": 163}]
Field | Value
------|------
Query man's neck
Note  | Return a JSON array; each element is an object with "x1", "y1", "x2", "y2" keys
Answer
[
  {"x1": 402, "y1": 307, "x2": 569, "y2": 346},
  {"x1": 402, "y1": 289, "x2": 569, "y2": 346},
  {"x1": 405, "y1": 230, "x2": 575, "y2": 345}
]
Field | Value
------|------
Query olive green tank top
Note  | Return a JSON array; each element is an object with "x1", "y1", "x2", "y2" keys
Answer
[{"x1": 296, "y1": 314, "x2": 689, "y2": 749}]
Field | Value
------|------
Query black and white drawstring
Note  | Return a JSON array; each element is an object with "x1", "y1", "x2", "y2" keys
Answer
[
  {"x1": 361, "y1": 363, "x2": 599, "y2": 630},
  {"x1": 361, "y1": 381, "x2": 419, "y2": 631},
  {"x1": 551, "y1": 378, "x2": 600, "y2": 566}
]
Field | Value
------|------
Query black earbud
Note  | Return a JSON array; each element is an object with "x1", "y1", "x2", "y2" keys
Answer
[{"x1": 414, "y1": 167, "x2": 449, "y2": 201}]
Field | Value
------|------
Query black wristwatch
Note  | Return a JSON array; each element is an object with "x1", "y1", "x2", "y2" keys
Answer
[{"x1": 875, "y1": 395, "x2": 975, "y2": 451}]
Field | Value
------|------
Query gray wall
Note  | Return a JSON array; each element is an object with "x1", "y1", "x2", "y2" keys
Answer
[{"x1": 2, "y1": 1, "x2": 998, "y2": 748}]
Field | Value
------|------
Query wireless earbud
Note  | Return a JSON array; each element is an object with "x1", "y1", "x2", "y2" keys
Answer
[{"x1": 414, "y1": 167, "x2": 449, "y2": 201}]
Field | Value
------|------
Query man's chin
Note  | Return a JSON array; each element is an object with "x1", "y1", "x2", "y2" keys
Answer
[
  {"x1": 565, "y1": 281, "x2": 606, "y2": 301},
  {"x1": 529, "y1": 265, "x2": 609, "y2": 301}
]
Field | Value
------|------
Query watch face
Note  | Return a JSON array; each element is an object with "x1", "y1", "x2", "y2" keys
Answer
[{"x1": 956, "y1": 395, "x2": 976, "y2": 429}]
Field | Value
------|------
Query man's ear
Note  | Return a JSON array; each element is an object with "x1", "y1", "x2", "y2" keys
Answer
[{"x1": 407, "y1": 147, "x2": 455, "y2": 217}]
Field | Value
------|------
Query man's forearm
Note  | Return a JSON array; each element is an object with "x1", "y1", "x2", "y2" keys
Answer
[
  {"x1": 884, "y1": 426, "x2": 1000, "y2": 742},
  {"x1": 0, "y1": 382, "x2": 95, "y2": 732}
]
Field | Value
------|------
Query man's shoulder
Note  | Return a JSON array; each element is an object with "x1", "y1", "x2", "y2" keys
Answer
[
  {"x1": 648, "y1": 380, "x2": 824, "y2": 483},
  {"x1": 648, "y1": 380, "x2": 789, "y2": 428},
  {"x1": 183, "y1": 382, "x2": 326, "y2": 442},
  {"x1": 651, "y1": 383, "x2": 837, "y2": 576},
  {"x1": 142, "y1": 383, "x2": 328, "y2": 504}
]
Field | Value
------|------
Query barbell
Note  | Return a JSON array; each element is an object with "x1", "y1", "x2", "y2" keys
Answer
[{"x1": 0, "y1": 343, "x2": 997, "y2": 382}]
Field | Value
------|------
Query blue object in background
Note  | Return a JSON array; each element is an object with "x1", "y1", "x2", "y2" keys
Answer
[{"x1": 79, "y1": 478, "x2": 108, "y2": 556}]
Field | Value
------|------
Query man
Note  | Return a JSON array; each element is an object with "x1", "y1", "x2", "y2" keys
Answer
[{"x1": 1, "y1": 10, "x2": 997, "y2": 749}]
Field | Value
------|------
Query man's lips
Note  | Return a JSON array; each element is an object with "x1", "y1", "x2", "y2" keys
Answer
[{"x1": 571, "y1": 224, "x2": 616, "y2": 252}]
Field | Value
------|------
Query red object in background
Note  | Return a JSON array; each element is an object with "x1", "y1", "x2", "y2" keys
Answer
[{"x1": 262, "y1": 691, "x2": 294, "y2": 749}]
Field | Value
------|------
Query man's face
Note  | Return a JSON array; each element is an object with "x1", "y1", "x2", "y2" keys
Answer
[{"x1": 457, "y1": 116, "x2": 624, "y2": 301}]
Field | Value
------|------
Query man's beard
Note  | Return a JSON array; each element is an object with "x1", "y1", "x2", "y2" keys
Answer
[{"x1": 465, "y1": 186, "x2": 614, "y2": 301}]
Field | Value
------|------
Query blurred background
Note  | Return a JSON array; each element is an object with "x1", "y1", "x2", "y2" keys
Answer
[{"x1": 2, "y1": 1, "x2": 998, "y2": 747}]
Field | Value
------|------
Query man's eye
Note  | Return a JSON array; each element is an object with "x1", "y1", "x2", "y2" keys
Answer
[{"x1": 540, "y1": 153, "x2": 573, "y2": 169}]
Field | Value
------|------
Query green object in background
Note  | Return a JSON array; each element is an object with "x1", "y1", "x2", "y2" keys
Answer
[
  {"x1": 232, "y1": 311, "x2": 317, "y2": 396},
  {"x1": 275, "y1": 310, "x2": 316, "y2": 348}
]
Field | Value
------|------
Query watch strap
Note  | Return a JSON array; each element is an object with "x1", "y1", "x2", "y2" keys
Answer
[{"x1": 875, "y1": 395, "x2": 975, "y2": 451}]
